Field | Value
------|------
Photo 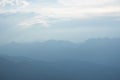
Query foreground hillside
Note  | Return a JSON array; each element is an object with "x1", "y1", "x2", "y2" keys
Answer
[{"x1": 0, "y1": 55, "x2": 120, "y2": 80}]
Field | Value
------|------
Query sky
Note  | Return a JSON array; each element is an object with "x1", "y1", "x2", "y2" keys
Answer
[{"x1": 0, "y1": 0, "x2": 120, "y2": 44}]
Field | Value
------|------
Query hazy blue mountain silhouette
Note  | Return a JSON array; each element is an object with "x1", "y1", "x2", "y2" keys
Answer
[
  {"x1": 0, "y1": 38, "x2": 120, "y2": 66},
  {"x1": 0, "y1": 38, "x2": 120, "y2": 80}
]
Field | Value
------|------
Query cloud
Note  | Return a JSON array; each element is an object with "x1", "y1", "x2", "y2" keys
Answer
[
  {"x1": 0, "y1": 0, "x2": 29, "y2": 7},
  {"x1": 58, "y1": 0, "x2": 115, "y2": 7},
  {"x1": 18, "y1": 6, "x2": 120, "y2": 28},
  {"x1": 0, "y1": 0, "x2": 29, "y2": 13},
  {"x1": 19, "y1": 15, "x2": 49, "y2": 29},
  {"x1": 0, "y1": 0, "x2": 120, "y2": 28}
]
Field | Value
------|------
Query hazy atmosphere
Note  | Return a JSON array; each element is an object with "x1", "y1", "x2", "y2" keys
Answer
[
  {"x1": 0, "y1": 0, "x2": 120, "y2": 44},
  {"x1": 0, "y1": 0, "x2": 120, "y2": 80}
]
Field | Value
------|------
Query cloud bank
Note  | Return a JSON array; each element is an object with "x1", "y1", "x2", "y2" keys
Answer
[
  {"x1": 0, "y1": 0, "x2": 120, "y2": 44},
  {"x1": 0, "y1": 0, "x2": 120, "y2": 28}
]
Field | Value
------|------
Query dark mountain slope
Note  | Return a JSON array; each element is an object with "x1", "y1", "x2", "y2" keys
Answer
[{"x1": 0, "y1": 55, "x2": 120, "y2": 80}]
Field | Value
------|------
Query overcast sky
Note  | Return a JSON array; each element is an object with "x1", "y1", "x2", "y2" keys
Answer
[{"x1": 0, "y1": 0, "x2": 120, "y2": 44}]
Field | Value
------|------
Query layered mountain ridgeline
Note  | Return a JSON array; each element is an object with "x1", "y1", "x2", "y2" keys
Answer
[
  {"x1": 0, "y1": 38, "x2": 120, "y2": 80},
  {"x1": 0, "y1": 38, "x2": 120, "y2": 67},
  {"x1": 0, "y1": 55, "x2": 120, "y2": 80}
]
